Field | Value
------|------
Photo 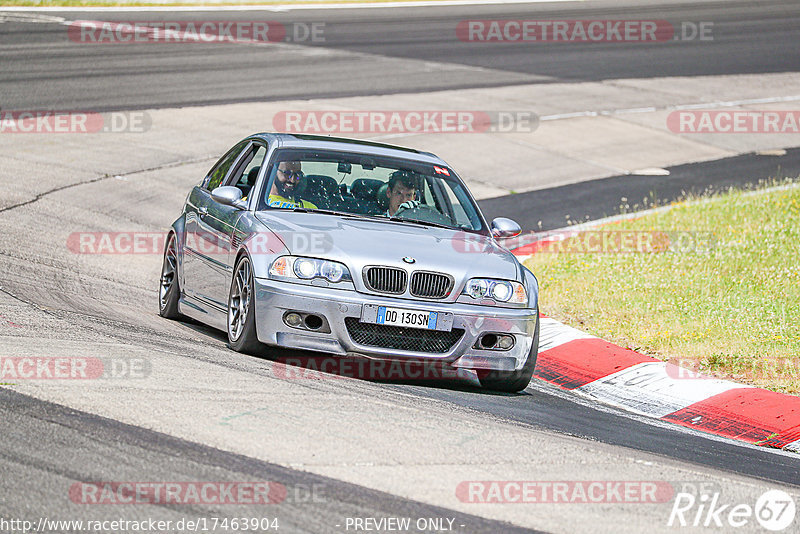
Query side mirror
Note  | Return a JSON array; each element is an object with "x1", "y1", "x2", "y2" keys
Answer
[
  {"x1": 211, "y1": 186, "x2": 247, "y2": 209},
  {"x1": 491, "y1": 217, "x2": 522, "y2": 238}
]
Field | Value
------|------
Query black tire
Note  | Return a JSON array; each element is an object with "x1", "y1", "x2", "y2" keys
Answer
[
  {"x1": 158, "y1": 233, "x2": 183, "y2": 319},
  {"x1": 227, "y1": 254, "x2": 263, "y2": 355},
  {"x1": 478, "y1": 315, "x2": 540, "y2": 392}
]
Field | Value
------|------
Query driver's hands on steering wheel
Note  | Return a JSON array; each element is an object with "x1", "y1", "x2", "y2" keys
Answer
[{"x1": 397, "y1": 200, "x2": 421, "y2": 212}]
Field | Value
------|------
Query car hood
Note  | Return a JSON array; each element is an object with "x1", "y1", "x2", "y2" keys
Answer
[{"x1": 255, "y1": 211, "x2": 521, "y2": 295}]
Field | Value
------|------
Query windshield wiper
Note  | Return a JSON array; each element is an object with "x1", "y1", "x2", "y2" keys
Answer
[
  {"x1": 273, "y1": 207, "x2": 453, "y2": 228},
  {"x1": 387, "y1": 216, "x2": 454, "y2": 230},
  {"x1": 277, "y1": 207, "x2": 375, "y2": 219}
]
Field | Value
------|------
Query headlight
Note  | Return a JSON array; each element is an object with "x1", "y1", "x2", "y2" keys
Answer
[
  {"x1": 466, "y1": 279, "x2": 489, "y2": 299},
  {"x1": 491, "y1": 281, "x2": 513, "y2": 302},
  {"x1": 320, "y1": 261, "x2": 346, "y2": 283},
  {"x1": 464, "y1": 278, "x2": 526, "y2": 304},
  {"x1": 270, "y1": 256, "x2": 352, "y2": 283},
  {"x1": 294, "y1": 258, "x2": 317, "y2": 279}
]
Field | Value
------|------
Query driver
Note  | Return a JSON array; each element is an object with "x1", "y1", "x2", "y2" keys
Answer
[
  {"x1": 385, "y1": 170, "x2": 420, "y2": 216},
  {"x1": 267, "y1": 160, "x2": 318, "y2": 209}
]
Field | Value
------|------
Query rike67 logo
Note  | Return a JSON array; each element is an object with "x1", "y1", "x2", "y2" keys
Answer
[{"x1": 668, "y1": 488, "x2": 796, "y2": 531}]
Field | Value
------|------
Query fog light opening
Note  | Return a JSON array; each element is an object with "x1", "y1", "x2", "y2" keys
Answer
[
  {"x1": 497, "y1": 335, "x2": 515, "y2": 350},
  {"x1": 480, "y1": 333, "x2": 498, "y2": 349},
  {"x1": 284, "y1": 312, "x2": 303, "y2": 328},
  {"x1": 304, "y1": 314, "x2": 323, "y2": 330}
]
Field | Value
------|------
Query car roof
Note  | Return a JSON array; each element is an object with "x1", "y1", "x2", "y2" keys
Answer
[{"x1": 247, "y1": 133, "x2": 448, "y2": 166}]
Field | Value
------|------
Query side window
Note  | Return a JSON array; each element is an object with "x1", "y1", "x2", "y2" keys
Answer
[
  {"x1": 228, "y1": 144, "x2": 267, "y2": 190},
  {"x1": 422, "y1": 179, "x2": 435, "y2": 206},
  {"x1": 204, "y1": 141, "x2": 248, "y2": 191},
  {"x1": 448, "y1": 181, "x2": 482, "y2": 230},
  {"x1": 444, "y1": 184, "x2": 470, "y2": 226}
]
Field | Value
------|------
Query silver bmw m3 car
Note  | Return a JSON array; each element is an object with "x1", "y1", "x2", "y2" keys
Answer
[{"x1": 159, "y1": 133, "x2": 539, "y2": 391}]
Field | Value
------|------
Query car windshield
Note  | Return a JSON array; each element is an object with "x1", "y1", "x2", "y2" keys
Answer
[{"x1": 256, "y1": 148, "x2": 487, "y2": 233}]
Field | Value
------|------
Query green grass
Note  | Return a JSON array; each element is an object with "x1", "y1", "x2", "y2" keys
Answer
[{"x1": 524, "y1": 181, "x2": 800, "y2": 394}]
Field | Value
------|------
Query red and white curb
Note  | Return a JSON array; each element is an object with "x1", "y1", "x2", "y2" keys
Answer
[
  {"x1": 530, "y1": 313, "x2": 800, "y2": 453},
  {"x1": 510, "y1": 193, "x2": 800, "y2": 453}
]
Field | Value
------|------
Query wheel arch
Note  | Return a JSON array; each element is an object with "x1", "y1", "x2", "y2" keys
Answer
[{"x1": 168, "y1": 216, "x2": 187, "y2": 288}]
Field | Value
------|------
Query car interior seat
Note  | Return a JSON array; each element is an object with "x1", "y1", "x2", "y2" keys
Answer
[
  {"x1": 236, "y1": 165, "x2": 260, "y2": 198},
  {"x1": 247, "y1": 166, "x2": 260, "y2": 187},
  {"x1": 297, "y1": 174, "x2": 340, "y2": 209},
  {"x1": 376, "y1": 183, "x2": 390, "y2": 212},
  {"x1": 349, "y1": 178, "x2": 385, "y2": 215}
]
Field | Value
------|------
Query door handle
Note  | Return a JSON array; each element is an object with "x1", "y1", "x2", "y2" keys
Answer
[{"x1": 198, "y1": 206, "x2": 208, "y2": 217}]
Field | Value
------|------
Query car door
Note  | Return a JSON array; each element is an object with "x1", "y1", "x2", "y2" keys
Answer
[
  {"x1": 193, "y1": 142, "x2": 268, "y2": 309},
  {"x1": 183, "y1": 141, "x2": 248, "y2": 303}
]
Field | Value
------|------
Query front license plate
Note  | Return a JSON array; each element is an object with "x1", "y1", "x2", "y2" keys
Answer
[{"x1": 361, "y1": 305, "x2": 453, "y2": 332}]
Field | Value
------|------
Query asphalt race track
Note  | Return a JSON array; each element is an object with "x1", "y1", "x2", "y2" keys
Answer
[
  {"x1": 1, "y1": 1, "x2": 799, "y2": 533},
  {"x1": 0, "y1": 389, "x2": 538, "y2": 534},
  {"x1": 0, "y1": 0, "x2": 798, "y2": 110},
  {"x1": 479, "y1": 147, "x2": 800, "y2": 230}
]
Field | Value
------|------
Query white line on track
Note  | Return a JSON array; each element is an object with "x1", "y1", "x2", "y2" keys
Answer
[
  {"x1": 540, "y1": 95, "x2": 800, "y2": 121},
  {"x1": 0, "y1": 0, "x2": 582, "y2": 13}
]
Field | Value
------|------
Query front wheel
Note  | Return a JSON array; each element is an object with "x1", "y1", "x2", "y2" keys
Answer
[
  {"x1": 227, "y1": 254, "x2": 263, "y2": 355},
  {"x1": 478, "y1": 315, "x2": 540, "y2": 392}
]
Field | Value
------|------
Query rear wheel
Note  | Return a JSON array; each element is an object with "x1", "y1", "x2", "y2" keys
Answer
[
  {"x1": 158, "y1": 233, "x2": 183, "y2": 319},
  {"x1": 478, "y1": 316, "x2": 540, "y2": 392},
  {"x1": 227, "y1": 254, "x2": 263, "y2": 355}
]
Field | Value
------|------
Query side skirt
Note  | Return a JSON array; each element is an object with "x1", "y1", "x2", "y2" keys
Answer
[{"x1": 179, "y1": 294, "x2": 227, "y2": 332}]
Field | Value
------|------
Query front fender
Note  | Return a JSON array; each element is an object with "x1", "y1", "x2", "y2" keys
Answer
[
  {"x1": 522, "y1": 265, "x2": 539, "y2": 311},
  {"x1": 234, "y1": 215, "x2": 290, "y2": 280}
]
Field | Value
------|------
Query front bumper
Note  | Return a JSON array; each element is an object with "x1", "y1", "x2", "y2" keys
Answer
[{"x1": 253, "y1": 277, "x2": 538, "y2": 371}]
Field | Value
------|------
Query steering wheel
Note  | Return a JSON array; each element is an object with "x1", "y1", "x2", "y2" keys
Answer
[{"x1": 395, "y1": 204, "x2": 453, "y2": 226}]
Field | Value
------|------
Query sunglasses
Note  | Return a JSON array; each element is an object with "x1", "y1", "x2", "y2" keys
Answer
[{"x1": 278, "y1": 168, "x2": 304, "y2": 181}]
